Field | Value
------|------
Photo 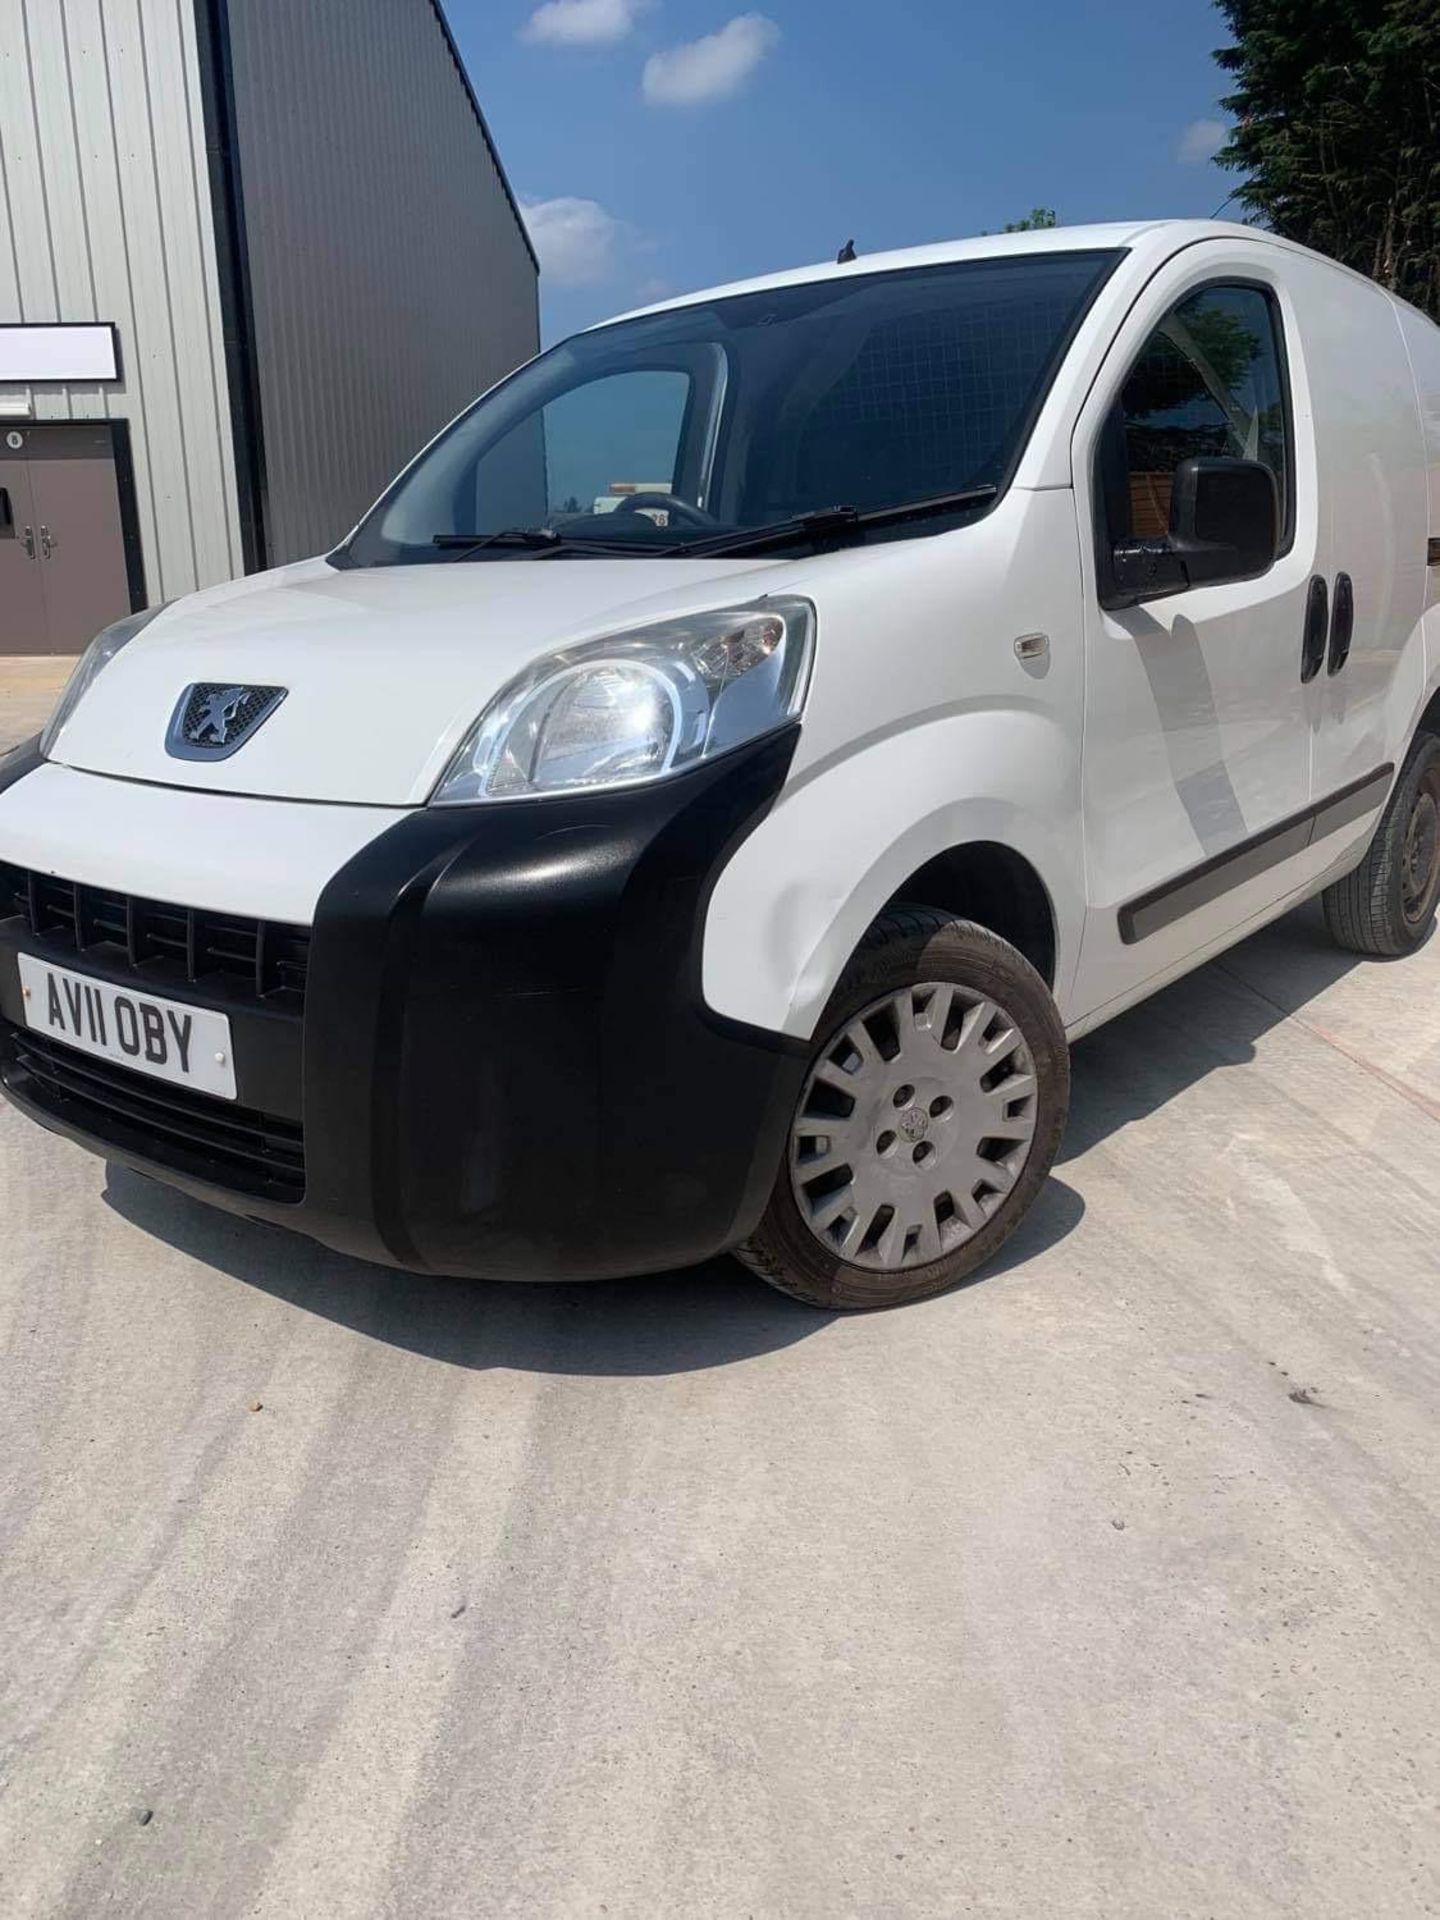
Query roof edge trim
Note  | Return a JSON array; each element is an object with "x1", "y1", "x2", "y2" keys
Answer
[{"x1": 426, "y1": 0, "x2": 541, "y2": 276}]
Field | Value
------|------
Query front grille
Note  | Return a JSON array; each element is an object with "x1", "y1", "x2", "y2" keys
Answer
[
  {"x1": 5, "y1": 1025, "x2": 305, "y2": 1200},
  {"x1": 0, "y1": 864, "x2": 309, "y2": 1002}
]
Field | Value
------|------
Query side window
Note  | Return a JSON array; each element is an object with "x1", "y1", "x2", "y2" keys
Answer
[{"x1": 1109, "y1": 284, "x2": 1291, "y2": 547}]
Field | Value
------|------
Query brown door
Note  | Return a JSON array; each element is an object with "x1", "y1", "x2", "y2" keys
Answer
[
  {"x1": 0, "y1": 426, "x2": 134, "y2": 656},
  {"x1": 0, "y1": 451, "x2": 49, "y2": 655}
]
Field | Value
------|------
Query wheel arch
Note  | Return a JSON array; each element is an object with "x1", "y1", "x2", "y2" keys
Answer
[
  {"x1": 702, "y1": 704, "x2": 1085, "y2": 1040},
  {"x1": 883, "y1": 841, "x2": 1058, "y2": 988},
  {"x1": 704, "y1": 790, "x2": 1081, "y2": 1041}
]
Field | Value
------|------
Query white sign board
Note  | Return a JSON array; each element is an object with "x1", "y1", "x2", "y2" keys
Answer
[{"x1": 0, "y1": 324, "x2": 119, "y2": 382}]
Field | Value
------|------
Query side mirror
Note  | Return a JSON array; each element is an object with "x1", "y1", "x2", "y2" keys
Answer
[
  {"x1": 1103, "y1": 456, "x2": 1279, "y2": 607},
  {"x1": 1169, "y1": 456, "x2": 1278, "y2": 587}
]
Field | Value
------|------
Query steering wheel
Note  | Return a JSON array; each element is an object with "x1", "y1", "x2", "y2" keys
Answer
[{"x1": 611, "y1": 492, "x2": 719, "y2": 529}]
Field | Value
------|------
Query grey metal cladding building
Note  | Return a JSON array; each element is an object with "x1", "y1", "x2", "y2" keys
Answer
[{"x1": 0, "y1": 0, "x2": 539, "y2": 656}]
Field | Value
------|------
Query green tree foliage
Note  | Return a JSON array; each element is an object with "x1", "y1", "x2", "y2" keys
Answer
[
  {"x1": 1122, "y1": 306, "x2": 1262, "y2": 420},
  {"x1": 1002, "y1": 208, "x2": 1059, "y2": 232},
  {"x1": 1214, "y1": 0, "x2": 1440, "y2": 319}
]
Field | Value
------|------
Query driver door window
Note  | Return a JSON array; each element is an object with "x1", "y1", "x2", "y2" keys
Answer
[{"x1": 1107, "y1": 284, "x2": 1291, "y2": 547}]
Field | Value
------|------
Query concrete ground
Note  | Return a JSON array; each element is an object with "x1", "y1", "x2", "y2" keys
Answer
[
  {"x1": 1, "y1": 901, "x2": 1437, "y2": 1919},
  {"x1": 1, "y1": 657, "x2": 72, "y2": 754}
]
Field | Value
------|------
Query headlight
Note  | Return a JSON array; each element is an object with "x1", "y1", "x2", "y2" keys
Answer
[
  {"x1": 40, "y1": 606, "x2": 165, "y2": 756},
  {"x1": 431, "y1": 597, "x2": 815, "y2": 805}
]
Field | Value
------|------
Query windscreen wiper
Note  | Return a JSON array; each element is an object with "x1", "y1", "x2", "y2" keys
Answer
[
  {"x1": 433, "y1": 528, "x2": 559, "y2": 557},
  {"x1": 665, "y1": 485, "x2": 1000, "y2": 559},
  {"x1": 432, "y1": 528, "x2": 653, "y2": 559}
]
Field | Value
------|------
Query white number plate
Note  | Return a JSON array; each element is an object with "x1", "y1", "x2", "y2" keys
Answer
[{"x1": 18, "y1": 953, "x2": 237, "y2": 1100}]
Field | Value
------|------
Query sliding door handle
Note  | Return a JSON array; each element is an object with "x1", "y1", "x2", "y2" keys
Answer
[
  {"x1": 38, "y1": 523, "x2": 56, "y2": 560},
  {"x1": 21, "y1": 525, "x2": 36, "y2": 560},
  {"x1": 1327, "y1": 572, "x2": 1354, "y2": 675},
  {"x1": 1301, "y1": 575, "x2": 1328, "y2": 683}
]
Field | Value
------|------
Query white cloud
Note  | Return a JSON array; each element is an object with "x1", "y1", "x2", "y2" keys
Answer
[
  {"x1": 1177, "y1": 118, "x2": 1227, "y2": 164},
  {"x1": 521, "y1": 0, "x2": 650, "y2": 47},
  {"x1": 642, "y1": 13, "x2": 780, "y2": 106},
  {"x1": 521, "y1": 196, "x2": 628, "y2": 286}
]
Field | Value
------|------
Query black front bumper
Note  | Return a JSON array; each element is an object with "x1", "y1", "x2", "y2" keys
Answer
[{"x1": 0, "y1": 732, "x2": 807, "y2": 1281}]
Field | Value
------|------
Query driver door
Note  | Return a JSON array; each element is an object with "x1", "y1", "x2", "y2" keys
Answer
[{"x1": 1068, "y1": 248, "x2": 1323, "y2": 1026}]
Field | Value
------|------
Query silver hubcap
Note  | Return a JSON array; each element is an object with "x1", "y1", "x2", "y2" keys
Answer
[{"x1": 789, "y1": 982, "x2": 1040, "y2": 1272}]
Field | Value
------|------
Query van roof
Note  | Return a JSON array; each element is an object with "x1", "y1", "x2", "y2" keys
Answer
[{"x1": 595, "y1": 219, "x2": 1270, "y2": 328}]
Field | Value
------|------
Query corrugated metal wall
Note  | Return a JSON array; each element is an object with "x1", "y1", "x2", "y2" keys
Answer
[
  {"x1": 0, "y1": 0, "x2": 243, "y2": 602},
  {"x1": 225, "y1": 0, "x2": 541, "y2": 565}
]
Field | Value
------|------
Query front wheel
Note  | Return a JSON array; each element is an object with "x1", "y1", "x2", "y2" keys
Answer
[{"x1": 736, "y1": 908, "x2": 1070, "y2": 1311}]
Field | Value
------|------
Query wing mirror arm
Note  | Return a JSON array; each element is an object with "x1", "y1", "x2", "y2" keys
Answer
[{"x1": 1108, "y1": 537, "x2": 1188, "y2": 605}]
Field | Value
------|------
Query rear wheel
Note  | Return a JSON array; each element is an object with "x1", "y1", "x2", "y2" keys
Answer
[
  {"x1": 1322, "y1": 732, "x2": 1440, "y2": 957},
  {"x1": 736, "y1": 908, "x2": 1069, "y2": 1311}
]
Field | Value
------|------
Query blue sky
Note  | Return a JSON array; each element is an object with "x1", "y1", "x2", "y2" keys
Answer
[{"x1": 446, "y1": 0, "x2": 1241, "y2": 343}]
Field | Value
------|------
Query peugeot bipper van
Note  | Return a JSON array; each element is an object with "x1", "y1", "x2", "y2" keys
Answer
[{"x1": 3, "y1": 221, "x2": 1438, "y2": 1310}]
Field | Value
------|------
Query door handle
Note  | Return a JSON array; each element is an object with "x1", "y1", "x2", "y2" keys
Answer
[
  {"x1": 38, "y1": 523, "x2": 56, "y2": 560},
  {"x1": 21, "y1": 525, "x2": 36, "y2": 560},
  {"x1": 1327, "y1": 572, "x2": 1354, "y2": 675},
  {"x1": 1301, "y1": 575, "x2": 1328, "y2": 683}
]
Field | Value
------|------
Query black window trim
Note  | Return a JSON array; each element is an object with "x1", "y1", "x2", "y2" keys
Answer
[{"x1": 1092, "y1": 274, "x2": 1297, "y2": 608}]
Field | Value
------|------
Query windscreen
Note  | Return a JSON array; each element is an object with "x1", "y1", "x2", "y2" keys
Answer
[{"x1": 343, "y1": 250, "x2": 1122, "y2": 565}]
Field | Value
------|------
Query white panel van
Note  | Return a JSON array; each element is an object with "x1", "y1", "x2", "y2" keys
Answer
[{"x1": 2, "y1": 220, "x2": 1437, "y2": 1309}]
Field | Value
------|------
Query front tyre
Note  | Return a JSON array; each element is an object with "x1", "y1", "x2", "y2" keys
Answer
[
  {"x1": 736, "y1": 908, "x2": 1070, "y2": 1311},
  {"x1": 1322, "y1": 731, "x2": 1440, "y2": 958}
]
